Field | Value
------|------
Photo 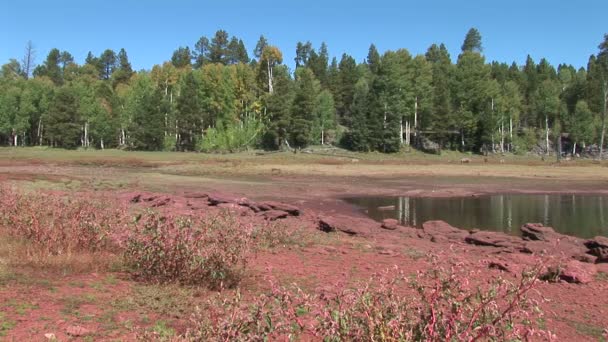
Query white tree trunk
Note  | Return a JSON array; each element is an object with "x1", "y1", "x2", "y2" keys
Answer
[
  {"x1": 509, "y1": 116, "x2": 513, "y2": 152},
  {"x1": 500, "y1": 121, "x2": 505, "y2": 153},
  {"x1": 267, "y1": 63, "x2": 274, "y2": 94},
  {"x1": 100, "y1": 138, "x2": 105, "y2": 150},
  {"x1": 37, "y1": 120, "x2": 42, "y2": 146},
  {"x1": 545, "y1": 114, "x2": 550, "y2": 155},
  {"x1": 573, "y1": 142, "x2": 576, "y2": 156},
  {"x1": 321, "y1": 127, "x2": 324, "y2": 145},
  {"x1": 400, "y1": 117, "x2": 404, "y2": 145},
  {"x1": 414, "y1": 96, "x2": 418, "y2": 137}
]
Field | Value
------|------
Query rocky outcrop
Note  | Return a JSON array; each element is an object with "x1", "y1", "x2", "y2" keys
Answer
[
  {"x1": 259, "y1": 201, "x2": 301, "y2": 216},
  {"x1": 465, "y1": 231, "x2": 525, "y2": 251},
  {"x1": 585, "y1": 236, "x2": 608, "y2": 263},
  {"x1": 381, "y1": 219, "x2": 400, "y2": 230},
  {"x1": 260, "y1": 210, "x2": 290, "y2": 221},
  {"x1": 521, "y1": 223, "x2": 558, "y2": 241},
  {"x1": 545, "y1": 260, "x2": 598, "y2": 284},
  {"x1": 422, "y1": 220, "x2": 468, "y2": 242},
  {"x1": 318, "y1": 215, "x2": 375, "y2": 236}
]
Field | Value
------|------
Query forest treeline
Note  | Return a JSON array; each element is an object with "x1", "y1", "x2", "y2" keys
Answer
[{"x1": 1, "y1": 28, "x2": 608, "y2": 155}]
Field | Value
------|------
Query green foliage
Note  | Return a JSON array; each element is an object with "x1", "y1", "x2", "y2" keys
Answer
[
  {"x1": 197, "y1": 115, "x2": 265, "y2": 153},
  {"x1": 2, "y1": 32, "x2": 608, "y2": 155},
  {"x1": 461, "y1": 27, "x2": 483, "y2": 53},
  {"x1": 46, "y1": 86, "x2": 82, "y2": 149}
]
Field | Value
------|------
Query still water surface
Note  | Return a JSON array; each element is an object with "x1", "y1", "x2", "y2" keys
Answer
[{"x1": 344, "y1": 194, "x2": 608, "y2": 238}]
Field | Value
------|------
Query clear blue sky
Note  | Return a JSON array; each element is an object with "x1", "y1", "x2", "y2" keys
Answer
[{"x1": 1, "y1": 0, "x2": 606, "y2": 72}]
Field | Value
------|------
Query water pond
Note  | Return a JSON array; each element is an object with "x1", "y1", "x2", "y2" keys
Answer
[{"x1": 344, "y1": 194, "x2": 608, "y2": 238}]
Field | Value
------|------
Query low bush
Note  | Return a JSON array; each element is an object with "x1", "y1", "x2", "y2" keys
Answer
[
  {"x1": 0, "y1": 186, "x2": 128, "y2": 268},
  {"x1": 124, "y1": 212, "x2": 255, "y2": 289},
  {"x1": 188, "y1": 264, "x2": 550, "y2": 341},
  {"x1": 197, "y1": 116, "x2": 265, "y2": 153}
]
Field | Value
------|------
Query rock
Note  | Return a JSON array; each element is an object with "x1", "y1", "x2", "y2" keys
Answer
[
  {"x1": 422, "y1": 220, "x2": 468, "y2": 242},
  {"x1": 150, "y1": 197, "x2": 171, "y2": 208},
  {"x1": 207, "y1": 194, "x2": 233, "y2": 206},
  {"x1": 585, "y1": 236, "x2": 608, "y2": 263},
  {"x1": 130, "y1": 194, "x2": 142, "y2": 203},
  {"x1": 521, "y1": 223, "x2": 557, "y2": 241},
  {"x1": 460, "y1": 158, "x2": 471, "y2": 164},
  {"x1": 183, "y1": 192, "x2": 208, "y2": 199},
  {"x1": 44, "y1": 333, "x2": 56, "y2": 340},
  {"x1": 66, "y1": 325, "x2": 90, "y2": 337},
  {"x1": 259, "y1": 201, "x2": 301, "y2": 216},
  {"x1": 546, "y1": 260, "x2": 597, "y2": 284},
  {"x1": 381, "y1": 219, "x2": 399, "y2": 230},
  {"x1": 318, "y1": 215, "x2": 374, "y2": 236},
  {"x1": 143, "y1": 195, "x2": 158, "y2": 202},
  {"x1": 261, "y1": 210, "x2": 289, "y2": 221},
  {"x1": 485, "y1": 253, "x2": 539, "y2": 276},
  {"x1": 465, "y1": 231, "x2": 524, "y2": 250}
]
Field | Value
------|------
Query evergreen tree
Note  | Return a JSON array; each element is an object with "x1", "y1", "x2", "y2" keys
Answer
[
  {"x1": 254, "y1": 35, "x2": 268, "y2": 61},
  {"x1": 342, "y1": 78, "x2": 370, "y2": 151},
  {"x1": 127, "y1": 75, "x2": 165, "y2": 150},
  {"x1": 33, "y1": 48, "x2": 63, "y2": 85},
  {"x1": 336, "y1": 54, "x2": 358, "y2": 125},
  {"x1": 426, "y1": 43, "x2": 453, "y2": 148},
  {"x1": 262, "y1": 65, "x2": 292, "y2": 150},
  {"x1": 99, "y1": 49, "x2": 117, "y2": 80},
  {"x1": 289, "y1": 68, "x2": 319, "y2": 148},
  {"x1": 112, "y1": 48, "x2": 134, "y2": 86},
  {"x1": 366, "y1": 44, "x2": 381, "y2": 75},
  {"x1": 171, "y1": 47, "x2": 192, "y2": 68},
  {"x1": 209, "y1": 30, "x2": 230, "y2": 64},
  {"x1": 193, "y1": 36, "x2": 210, "y2": 68},
  {"x1": 176, "y1": 72, "x2": 202, "y2": 150},
  {"x1": 294, "y1": 41, "x2": 313, "y2": 68},
  {"x1": 461, "y1": 28, "x2": 483, "y2": 53},
  {"x1": 46, "y1": 86, "x2": 81, "y2": 148}
]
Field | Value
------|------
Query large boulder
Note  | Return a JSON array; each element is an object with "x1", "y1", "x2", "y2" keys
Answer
[
  {"x1": 381, "y1": 218, "x2": 400, "y2": 230},
  {"x1": 318, "y1": 215, "x2": 374, "y2": 236},
  {"x1": 521, "y1": 223, "x2": 558, "y2": 241},
  {"x1": 585, "y1": 236, "x2": 608, "y2": 263},
  {"x1": 422, "y1": 220, "x2": 468, "y2": 242},
  {"x1": 545, "y1": 260, "x2": 597, "y2": 284},
  {"x1": 260, "y1": 210, "x2": 289, "y2": 221},
  {"x1": 259, "y1": 201, "x2": 301, "y2": 216},
  {"x1": 465, "y1": 231, "x2": 525, "y2": 251},
  {"x1": 207, "y1": 194, "x2": 233, "y2": 206}
]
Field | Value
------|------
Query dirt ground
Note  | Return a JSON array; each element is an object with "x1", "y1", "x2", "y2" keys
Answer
[{"x1": 0, "y1": 148, "x2": 607, "y2": 341}]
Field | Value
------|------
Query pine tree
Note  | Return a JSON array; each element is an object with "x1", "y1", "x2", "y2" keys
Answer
[
  {"x1": 127, "y1": 75, "x2": 165, "y2": 150},
  {"x1": 262, "y1": 65, "x2": 292, "y2": 150},
  {"x1": 336, "y1": 54, "x2": 358, "y2": 125},
  {"x1": 33, "y1": 49, "x2": 63, "y2": 85},
  {"x1": 193, "y1": 36, "x2": 210, "y2": 68},
  {"x1": 171, "y1": 47, "x2": 192, "y2": 68},
  {"x1": 46, "y1": 86, "x2": 81, "y2": 148},
  {"x1": 342, "y1": 78, "x2": 370, "y2": 151},
  {"x1": 99, "y1": 49, "x2": 117, "y2": 80},
  {"x1": 209, "y1": 30, "x2": 230, "y2": 64},
  {"x1": 176, "y1": 72, "x2": 201, "y2": 150},
  {"x1": 461, "y1": 28, "x2": 483, "y2": 53},
  {"x1": 289, "y1": 68, "x2": 319, "y2": 148},
  {"x1": 112, "y1": 48, "x2": 134, "y2": 86}
]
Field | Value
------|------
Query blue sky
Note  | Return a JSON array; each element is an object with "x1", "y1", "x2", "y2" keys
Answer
[{"x1": 1, "y1": 0, "x2": 606, "y2": 72}]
